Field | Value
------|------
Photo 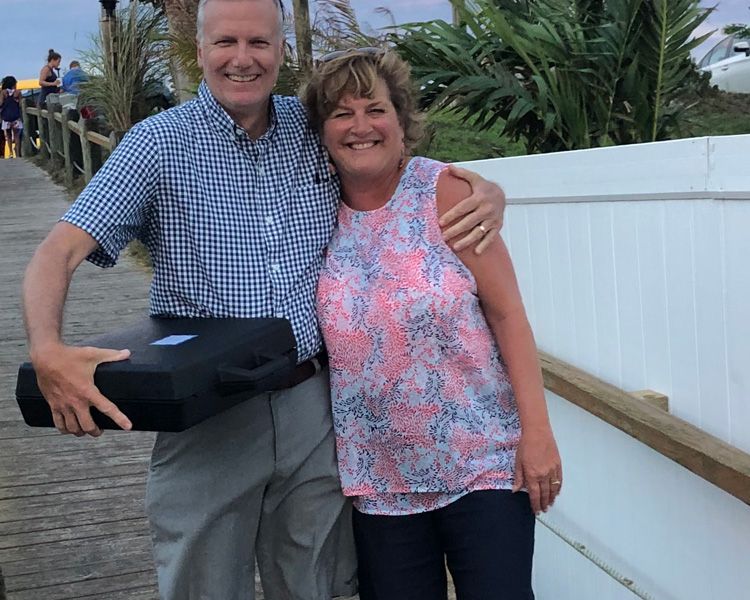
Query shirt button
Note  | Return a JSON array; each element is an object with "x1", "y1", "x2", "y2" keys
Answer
[
  {"x1": 271, "y1": 263, "x2": 280, "y2": 273},
  {"x1": 266, "y1": 216, "x2": 274, "y2": 225}
]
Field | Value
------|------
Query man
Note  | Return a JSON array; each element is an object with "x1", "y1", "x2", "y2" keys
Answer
[
  {"x1": 61, "y1": 60, "x2": 88, "y2": 95},
  {"x1": 22, "y1": 1, "x2": 506, "y2": 598}
]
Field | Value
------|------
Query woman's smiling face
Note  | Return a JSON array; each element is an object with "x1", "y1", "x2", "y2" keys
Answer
[{"x1": 322, "y1": 79, "x2": 405, "y2": 182}]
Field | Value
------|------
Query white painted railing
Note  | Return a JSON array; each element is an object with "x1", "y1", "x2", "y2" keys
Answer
[
  {"x1": 459, "y1": 135, "x2": 750, "y2": 600},
  {"x1": 461, "y1": 136, "x2": 750, "y2": 452}
]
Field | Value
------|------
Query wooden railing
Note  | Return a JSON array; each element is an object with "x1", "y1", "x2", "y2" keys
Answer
[
  {"x1": 21, "y1": 95, "x2": 116, "y2": 185},
  {"x1": 540, "y1": 351, "x2": 750, "y2": 506}
]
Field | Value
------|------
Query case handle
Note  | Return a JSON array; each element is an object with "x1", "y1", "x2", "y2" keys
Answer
[{"x1": 217, "y1": 354, "x2": 293, "y2": 393}]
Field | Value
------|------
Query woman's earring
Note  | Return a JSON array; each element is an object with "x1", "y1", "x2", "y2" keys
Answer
[{"x1": 398, "y1": 144, "x2": 406, "y2": 170}]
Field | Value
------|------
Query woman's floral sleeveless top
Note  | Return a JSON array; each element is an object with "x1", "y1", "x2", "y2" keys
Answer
[{"x1": 317, "y1": 157, "x2": 521, "y2": 515}]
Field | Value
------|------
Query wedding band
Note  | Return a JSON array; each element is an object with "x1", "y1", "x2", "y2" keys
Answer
[
  {"x1": 551, "y1": 480, "x2": 561, "y2": 486},
  {"x1": 477, "y1": 224, "x2": 488, "y2": 234}
]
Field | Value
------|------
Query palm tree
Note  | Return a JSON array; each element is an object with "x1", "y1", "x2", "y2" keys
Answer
[
  {"x1": 392, "y1": 0, "x2": 714, "y2": 153},
  {"x1": 142, "y1": 0, "x2": 198, "y2": 100},
  {"x1": 293, "y1": 0, "x2": 314, "y2": 74},
  {"x1": 80, "y1": 2, "x2": 170, "y2": 133},
  {"x1": 163, "y1": 0, "x2": 199, "y2": 100}
]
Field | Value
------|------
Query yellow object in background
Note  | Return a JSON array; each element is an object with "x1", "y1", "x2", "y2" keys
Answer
[{"x1": 16, "y1": 79, "x2": 40, "y2": 92}]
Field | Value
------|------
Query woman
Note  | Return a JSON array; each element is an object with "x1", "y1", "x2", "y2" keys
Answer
[
  {"x1": 302, "y1": 49, "x2": 562, "y2": 600},
  {"x1": 38, "y1": 49, "x2": 62, "y2": 106},
  {"x1": 0, "y1": 76, "x2": 23, "y2": 158}
]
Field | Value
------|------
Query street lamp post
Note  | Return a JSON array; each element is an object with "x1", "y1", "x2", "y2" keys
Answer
[{"x1": 99, "y1": 0, "x2": 118, "y2": 72}]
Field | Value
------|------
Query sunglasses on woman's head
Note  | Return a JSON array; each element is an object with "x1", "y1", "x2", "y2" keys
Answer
[{"x1": 317, "y1": 47, "x2": 385, "y2": 64}]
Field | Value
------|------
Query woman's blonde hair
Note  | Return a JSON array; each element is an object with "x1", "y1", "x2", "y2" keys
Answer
[{"x1": 300, "y1": 49, "x2": 424, "y2": 151}]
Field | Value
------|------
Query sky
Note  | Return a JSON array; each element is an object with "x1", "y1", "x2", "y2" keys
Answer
[{"x1": 0, "y1": 0, "x2": 746, "y2": 80}]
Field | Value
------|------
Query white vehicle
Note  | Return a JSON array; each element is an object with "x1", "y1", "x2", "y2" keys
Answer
[{"x1": 698, "y1": 33, "x2": 750, "y2": 92}]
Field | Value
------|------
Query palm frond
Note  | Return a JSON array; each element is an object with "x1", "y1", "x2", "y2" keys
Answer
[
  {"x1": 637, "y1": 0, "x2": 712, "y2": 139},
  {"x1": 312, "y1": 0, "x2": 381, "y2": 52},
  {"x1": 79, "y1": 1, "x2": 170, "y2": 131},
  {"x1": 392, "y1": 0, "x2": 712, "y2": 153}
]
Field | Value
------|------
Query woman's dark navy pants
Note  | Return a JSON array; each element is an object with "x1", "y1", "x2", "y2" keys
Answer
[{"x1": 353, "y1": 489, "x2": 535, "y2": 600}]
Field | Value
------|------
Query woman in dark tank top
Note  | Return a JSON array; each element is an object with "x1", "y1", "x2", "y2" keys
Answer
[{"x1": 38, "y1": 49, "x2": 62, "y2": 106}]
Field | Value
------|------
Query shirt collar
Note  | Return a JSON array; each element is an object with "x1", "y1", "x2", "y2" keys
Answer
[{"x1": 197, "y1": 80, "x2": 279, "y2": 143}]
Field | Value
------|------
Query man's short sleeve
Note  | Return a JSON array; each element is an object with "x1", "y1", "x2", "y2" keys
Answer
[{"x1": 62, "y1": 122, "x2": 159, "y2": 268}]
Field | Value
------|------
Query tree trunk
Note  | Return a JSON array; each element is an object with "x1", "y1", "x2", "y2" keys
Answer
[
  {"x1": 451, "y1": 0, "x2": 467, "y2": 25},
  {"x1": 162, "y1": 0, "x2": 198, "y2": 38},
  {"x1": 292, "y1": 0, "x2": 313, "y2": 76},
  {"x1": 100, "y1": 5, "x2": 118, "y2": 73},
  {"x1": 163, "y1": 0, "x2": 199, "y2": 102}
]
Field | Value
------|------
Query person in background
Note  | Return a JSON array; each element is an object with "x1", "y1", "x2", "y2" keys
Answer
[
  {"x1": 302, "y1": 48, "x2": 562, "y2": 600},
  {"x1": 38, "y1": 49, "x2": 62, "y2": 106},
  {"x1": 61, "y1": 60, "x2": 88, "y2": 95},
  {"x1": 1, "y1": 76, "x2": 23, "y2": 158}
]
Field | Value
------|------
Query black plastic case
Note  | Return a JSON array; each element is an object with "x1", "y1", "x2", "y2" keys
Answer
[{"x1": 16, "y1": 317, "x2": 297, "y2": 432}]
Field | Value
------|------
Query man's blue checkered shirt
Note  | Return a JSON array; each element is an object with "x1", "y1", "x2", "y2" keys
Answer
[{"x1": 62, "y1": 82, "x2": 338, "y2": 362}]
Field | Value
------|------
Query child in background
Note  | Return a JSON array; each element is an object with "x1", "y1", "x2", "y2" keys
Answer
[{"x1": 1, "y1": 76, "x2": 23, "y2": 158}]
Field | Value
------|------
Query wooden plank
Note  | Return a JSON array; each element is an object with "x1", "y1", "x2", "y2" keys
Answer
[
  {"x1": 46, "y1": 100, "x2": 64, "y2": 167},
  {"x1": 37, "y1": 109, "x2": 50, "y2": 160},
  {"x1": 0, "y1": 492, "x2": 145, "y2": 531},
  {"x1": 73, "y1": 585, "x2": 159, "y2": 600},
  {"x1": 723, "y1": 201, "x2": 750, "y2": 453},
  {"x1": 540, "y1": 351, "x2": 750, "y2": 505},
  {"x1": 60, "y1": 108, "x2": 79, "y2": 186},
  {"x1": 0, "y1": 430, "x2": 154, "y2": 457},
  {"x1": 7, "y1": 569, "x2": 157, "y2": 600},
  {"x1": 80, "y1": 121, "x2": 105, "y2": 182},
  {"x1": 5, "y1": 548, "x2": 151, "y2": 590},
  {"x1": 0, "y1": 420, "x2": 61, "y2": 441},
  {"x1": 630, "y1": 390, "x2": 669, "y2": 412},
  {"x1": 0, "y1": 460, "x2": 150, "y2": 487},
  {"x1": 0, "y1": 516, "x2": 148, "y2": 550},
  {"x1": 0, "y1": 529, "x2": 151, "y2": 564},
  {"x1": 0, "y1": 445, "x2": 150, "y2": 473},
  {"x1": 74, "y1": 586, "x2": 160, "y2": 600},
  {"x1": 20, "y1": 99, "x2": 33, "y2": 157},
  {"x1": 0, "y1": 475, "x2": 146, "y2": 514},
  {"x1": 0, "y1": 472, "x2": 146, "y2": 502},
  {"x1": 86, "y1": 131, "x2": 112, "y2": 150}
]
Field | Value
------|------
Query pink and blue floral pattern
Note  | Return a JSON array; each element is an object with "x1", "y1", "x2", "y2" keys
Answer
[{"x1": 317, "y1": 157, "x2": 521, "y2": 515}]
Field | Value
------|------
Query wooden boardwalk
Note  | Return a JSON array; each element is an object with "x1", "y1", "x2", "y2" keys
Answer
[
  {"x1": 0, "y1": 159, "x2": 355, "y2": 600},
  {"x1": 0, "y1": 159, "x2": 159, "y2": 599}
]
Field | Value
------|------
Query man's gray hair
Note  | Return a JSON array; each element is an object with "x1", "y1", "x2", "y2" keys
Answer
[{"x1": 196, "y1": 0, "x2": 285, "y2": 41}]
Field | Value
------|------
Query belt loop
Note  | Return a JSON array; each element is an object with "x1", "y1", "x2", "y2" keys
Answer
[{"x1": 311, "y1": 356, "x2": 322, "y2": 375}]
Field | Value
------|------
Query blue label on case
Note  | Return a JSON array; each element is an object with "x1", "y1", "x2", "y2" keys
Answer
[{"x1": 150, "y1": 335, "x2": 197, "y2": 346}]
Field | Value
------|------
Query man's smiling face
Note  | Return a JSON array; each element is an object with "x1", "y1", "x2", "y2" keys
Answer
[{"x1": 197, "y1": 0, "x2": 285, "y2": 131}]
